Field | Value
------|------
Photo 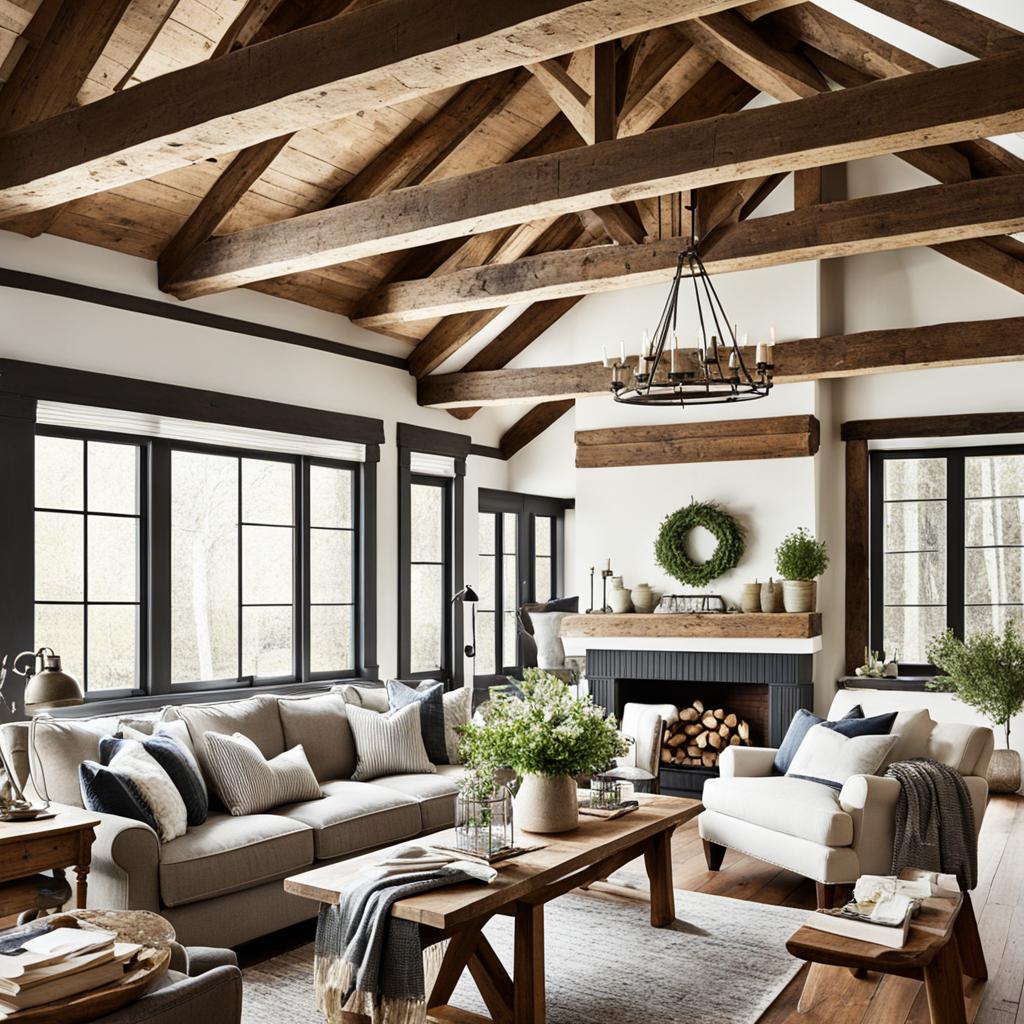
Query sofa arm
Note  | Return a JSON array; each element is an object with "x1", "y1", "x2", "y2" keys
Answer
[
  {"x1": 93, "y1": 964, "x2": 242, "y2": 1024},
  {"x1": 839, "y1": 774, "x2": 901, "y2": 876},
  {"x1": 185, "y1": 947, "x2": 238, "y2": 976},
  {"x1": 963, "y1": 775, "x2": 989, "y2": 836},
  {"x1": 77, "y1": 804, "x2": 160, "y2": 912},
  {"x1": 717, "y1": 746, "x2": 777, "y2": 779}
]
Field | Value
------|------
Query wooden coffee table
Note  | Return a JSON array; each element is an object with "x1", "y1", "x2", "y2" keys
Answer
[
  {"x1": 786, "y1": 892, "x2": 986, "y2": 1024},
  {"x1": 285, "y1": 793, "x2": 701, "y2": 1024}
]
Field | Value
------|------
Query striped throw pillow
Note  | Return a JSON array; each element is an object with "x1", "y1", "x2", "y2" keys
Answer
[
  {"x1": 347, "y1": 703, "x2": 436, "y2": 782},
  {"x1": 204, "y1": 732, "x2": 323, "y2": 815}
]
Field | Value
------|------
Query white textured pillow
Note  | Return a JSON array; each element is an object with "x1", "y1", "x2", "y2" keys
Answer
[
  {"x1": 108, "y1": 741, "x2": 187, "y2": 842},
  {"x1": 786, "y1": 725, "x2": 897, "y2": 789},
  {"x1": 335, "y1": 684, "x2": 391, "y2": 714},
  {"x1": 204, "y1": 733, "x2": 323, "y2": 815},
  {"x1": 885, "y1": 708, "x2": 935, "y2": 764},
  {"x1": 347, "y1": 703, "x2": 436, "y2": 782},
  {"x1": 443, "y1": 686, "x2": 474, "y2": 764}
]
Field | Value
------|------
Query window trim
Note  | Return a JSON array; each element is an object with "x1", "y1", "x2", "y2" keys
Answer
[{"x1": 868, "y1": 442, "x2": 1024, "y2": 674}]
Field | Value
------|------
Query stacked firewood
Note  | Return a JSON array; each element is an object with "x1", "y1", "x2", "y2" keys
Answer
[{"x1": 659, "y1": 700, "x2": 751, "y2": 769}]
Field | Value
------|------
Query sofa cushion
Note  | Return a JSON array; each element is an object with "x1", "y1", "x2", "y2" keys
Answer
[
  {"x1": 347, "y1": 703, "x2": 435, "y2": 782},
  {"x1": 158, "y1": 811, "x2": 311, "y2": 909},
  {"x1": 273, "y1": 780, "x2": 422, "y2": 860},
  {"x1": 368, "y1": 773, "x2": 460, "y2": 831},
  {"x1": 387, "y1": 680, "x2": 448, "y2": 764},
  {"x1": 159, "y1": 812, "x2": 314, "y2": 908},
  {"x1": 928, "y1": 722, "x2": 992, "y2": 775},
  {"x1": 702, "y1": 776, "x2": 855, "y2": 847},
  {"x1": 887, "y1": 709, "x2": 935, "y2": 763},
  {"x1": 171, "y1": 696, "x2": 285, "y2": 783},
  {"x1": 773, "y1": 706, "x2": 864, "y2": 775},
  {"x1": 787, "y1": 726, "x2": 897, "y2": 790},
  {"x1": 334, "y1": 684, "x2": 390, "y2": 713},
  {"x1": 278, "y1": 692, "x2": 355, "y2": 782}
]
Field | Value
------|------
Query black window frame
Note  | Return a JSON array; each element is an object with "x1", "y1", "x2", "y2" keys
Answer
[
  {"x1": 33, "y1": 427, "x2": 376, "y2": 701},
  {"x1": 476, "y1": 489, "x2": 569, "y2": 682},
  {"x1": 869, "y1": 442, "x2": 1024, "y2": 675}
]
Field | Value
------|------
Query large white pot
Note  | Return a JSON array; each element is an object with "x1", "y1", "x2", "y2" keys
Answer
[
  {"x1": 515, "y1": 774, "x2": 579, "y2": 833},
  {"x1": 782, "y1": 579, "x2": 817, "y2": 613}
]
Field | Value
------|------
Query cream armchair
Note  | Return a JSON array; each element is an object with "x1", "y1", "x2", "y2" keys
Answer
[{"x1": 697, "y1": 692, "x2": 994, "y2": 908}]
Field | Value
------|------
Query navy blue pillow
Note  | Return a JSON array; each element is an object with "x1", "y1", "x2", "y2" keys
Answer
[
  {"x1": 79, "y1": 760, "x2": 160, "y2": 833},
  {"x1": 825, "y1": 711, "x2": 897, "y2": 738},
  {"x1": 386, "y1": 679, "x2": 448, "y2": 764},
  {"x1": 101, "y1": 734, "x2": 208, "y2": 827},
  {"x1": 773, "y1": 705, "x2": 865, "y2": 774}
]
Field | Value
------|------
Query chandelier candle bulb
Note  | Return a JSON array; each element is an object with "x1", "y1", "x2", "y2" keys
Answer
[
  {"x1": 602, "y1": 345, "x2": 610, "y2": 368},
  {"x1": 756, "y1": 341, "x2": 765, "y2": 365}
]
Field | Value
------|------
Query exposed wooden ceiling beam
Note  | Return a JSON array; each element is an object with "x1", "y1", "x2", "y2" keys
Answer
[
  {"x1": 0, "y1": 0, "x2": 748, "y2": 217},
  {"x1": 852, "y1": 0, "x2": 1023, "y2": 58},
  {"x1": 353, "y1": 174, "x2": 1024, "y2": 324},
  {"x1": 500, "y1": 400, "x2": 576, "y2": 458},
  {"x1": 417, "y1": 316, "x2": 1024, "y2": 408},
  {"x1": 527, "y1": 58, "x2": 595, "y2": 143},
  {"x1": 162, "y1": 53, "x2": 1024, "y2": 298}
]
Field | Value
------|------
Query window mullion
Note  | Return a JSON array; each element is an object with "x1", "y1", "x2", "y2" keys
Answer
[
  {"x1": 947, "y1": 454, "x2": 966, "y2": 639},
  {"x1": 148, "y1": 441, "x2": 172, "y2": 695}
]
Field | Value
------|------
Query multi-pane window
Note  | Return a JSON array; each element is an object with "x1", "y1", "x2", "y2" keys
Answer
[
  {"x1": 33, "y1": 429, "x2": 363, "y2": 697},
  {"x1": 34, "y1": 434, "x2": 143, "y2": 692},
  {"x1": 870, "y1": 446, "x2": 1024, "y2": 670},
  {"x1": 502, "y1": 514, "x2": 519, "y2": 669},
  {"x1": 477, "y1": 513, "x2": 497, "y2": 676},
  {"x1": 408, "y1": 478, "x2": 450, "y2": 675}
]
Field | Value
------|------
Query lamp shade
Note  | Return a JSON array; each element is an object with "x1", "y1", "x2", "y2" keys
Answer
[{"x1": 24, "y1": 651, "x2": 84, "y2": 712}]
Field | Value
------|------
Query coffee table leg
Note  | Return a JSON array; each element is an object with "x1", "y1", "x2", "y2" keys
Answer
[
  {"x1": 923, "y1": 938, "x2": 968, "y2": 1024},
  {"x1": 953, "y1": 892, "x2": 987, "y2": 981},
  {"x1": 514, "y1": 902, "x2": 545, "y2": 1024},
  {"x1": 645, "y1": 830, "x2": 676, "y2": 928}
]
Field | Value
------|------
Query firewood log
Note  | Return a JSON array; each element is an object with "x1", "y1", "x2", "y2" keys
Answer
[
  {"x1": 660, "y1": 748, "x2": 673, "y2": 763},
  {"x1": 679, "y1": 707, "x2": 699, "y2": 722},
  {"x1": 702, "y1": 714, "x2": 718, "y2": 729},
  {"x1": 737, "y1": 721, "x2": 750, "y2": 742},
  {"x1": 702, "y1": 752, "x2": 717, "y2": 768},
  {"x1": 718, "y1": 723, "x2": 730, "y2": 738},
  {"x1": 730, "y1": 734, "x2": 740, "y2": 745},
  {"x1": 667, "y1": 732, "x2": 686, "y2": 748},
  {"x1": 714, "y1": 708, "x2": 725, "y2": 720},
  {"x1": 683, "y1": 723, "x2": 703, "y2": 736},
  {"x1": 692, "y1": 699, "x2": 704, "y2": 713},
  {"x1": 724, "y1": 713, "x2": 738, "y2": 728},
  {"x1": 707, "y1": 731, "x2": 723, "y2": 750},
  {"x1": 696, "y1": 731, "x2": 709, "y2": 749},
  {"x1": 686, "y1": 744, "x2": 701, "y2": 757}
]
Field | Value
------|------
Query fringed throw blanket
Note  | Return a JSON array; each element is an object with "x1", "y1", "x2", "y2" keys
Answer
[
  {"x1": 314, "y1": 859, "x2": 495, "y2": 1024},
  {"x1": 885, "y1": 757, "x2": 977, "y2": 890}
]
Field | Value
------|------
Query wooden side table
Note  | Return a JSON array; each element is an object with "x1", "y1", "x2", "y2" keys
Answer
[
  {"x1": 786, "y1": 892, "x2": 987, "y2": 1024},
  {"x1": 0, "y1": 808, "x2": 100, "y2": 920}
]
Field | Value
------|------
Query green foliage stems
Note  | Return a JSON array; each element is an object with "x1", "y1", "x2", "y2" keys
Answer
[
  {"x1": 927, "y1": 621, "x2": 1024, "y2": 748},
  {"x1": 774, "y1": 527, "x2": 829, "y2": 581},
  {"x1": 654, "y1": 501, "x2": 745, "y2": 588},
  {"x1": 457, "y1": 669, "x2": 629, "y2": 779}
]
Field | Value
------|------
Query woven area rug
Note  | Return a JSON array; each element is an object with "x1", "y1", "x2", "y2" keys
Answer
[{"x1": 241, "y1": 887, "x2": 807, "y2": 1024}]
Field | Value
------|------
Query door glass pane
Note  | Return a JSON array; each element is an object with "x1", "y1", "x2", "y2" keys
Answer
[
  {"x1": 310, "y1": 605, "x2": 353, "y2": 673},
  {"x1": 87, "y1": 441, "x2": 138, "y2": 515},
  {"x1": 410, "y1": 563, "x2": 443, "y2": 673},
  {"x1": 476, "y1": 612, "x2": 496, "y2": 675},
  {"x1": 171, "y1": 451, "x2": 239, "y2": 683},
  {"x1": 35, "y1": 512, "x2": 83, "y2": 602},
  {"x1": 479, "y1": 513, "x2": 495, "y2": 556},
  {"x1": 411, "y1": 484, "x2": 444, "y2": 561},
  {"x1": 242, "y1": 525, "x2": 293, "y2": 605},
  {"x1": 503, "y1": 513, "x2": 517, "y2": 554},
  {"x1": 35, "y1": 436, "x2": 83, "y2": 510},
  {"x1": 503, "y1": 611, "x2": 517, "y2": 668},
  {"x1": 310, "y1": 530, "x2": 353, "y2": 604},
  {"x1": 87, "y1": 605, "x2": 138, "y2": 690},
  {"x1": 535, "y1": 517, "x2": 551, "y2": 556},
  {"x1": 310, "y1": 466, "x2": 352, "y2": 528},
  {"x1": 535, "y1": 557, "x2": 552, "y2": 603},
  {"x1": 478, "y1": 555, "x2": 495, "y2": 610},
  {"x1": 242, "y1": 606, "x2": 293, "y2": 678},
  {"x1": 87, "y1": 516, "x2": 138, "y2": 602}
]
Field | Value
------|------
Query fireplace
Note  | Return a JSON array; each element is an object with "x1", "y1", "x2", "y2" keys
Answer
[{"x1": 586, "y1": 648, "x2": 813, "y2": 796}]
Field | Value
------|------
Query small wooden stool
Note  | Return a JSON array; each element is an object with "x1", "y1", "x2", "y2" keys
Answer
[{"x1": 786, "y1": 892, "x2": 986, "y2": 1024}]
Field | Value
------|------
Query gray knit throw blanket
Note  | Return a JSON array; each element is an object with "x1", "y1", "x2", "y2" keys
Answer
[
  {"x1": 314, "y1": 868, "x2": 475, "y2": 1024},
  {"x1": 885, "y1": 757, "x2": 977, "y2": 891}
]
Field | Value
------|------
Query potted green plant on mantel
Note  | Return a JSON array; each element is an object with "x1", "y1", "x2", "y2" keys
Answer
[
  {"x1": 775, "y1": 527, "x2": 829, "y2": 613},
  {"x1": 458, "y1": 669, "x2": 628, "y2": 834},
  {"x1": 927, "y1": 621, "x2": 1024, "y2": 794}
]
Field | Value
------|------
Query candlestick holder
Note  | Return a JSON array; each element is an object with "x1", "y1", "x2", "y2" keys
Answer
[{"x1": 585, "y1": 566, "x2": 597, "y2": 614}]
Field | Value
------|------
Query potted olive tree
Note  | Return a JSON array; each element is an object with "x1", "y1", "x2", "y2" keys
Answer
[
  {"x1": 458, "y1": 669, "x2": 628, "y2": 833},
  {"x1": 775, "y1": 527, "x2": 829, "y2": 612},
  {"x1": 927, "y1": 621, "x2": 1024, "y2": 794}
]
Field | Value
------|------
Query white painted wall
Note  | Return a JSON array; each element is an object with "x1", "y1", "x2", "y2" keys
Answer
[{"x1": 0, "y1": 232, "x2": 512, "y2": 684}]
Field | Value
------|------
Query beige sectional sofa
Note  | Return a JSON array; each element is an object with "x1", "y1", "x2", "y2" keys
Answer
[{"x1": 0, "y1": 689, "x2": 465, "y2": 948}]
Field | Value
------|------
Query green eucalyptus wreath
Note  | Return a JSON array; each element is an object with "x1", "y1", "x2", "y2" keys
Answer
[{"x1": 654, "y1": 500, "x2": 745, "y2": 588}]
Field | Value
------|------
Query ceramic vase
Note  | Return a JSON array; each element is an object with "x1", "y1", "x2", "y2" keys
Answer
[
  {"x1": 631, "y1": 583, "x2": 661, "y2": 614},
  {"x1": 740, "y1": 583, "x2": 762, "y2": 613},
  {"x1": 515, "y1": 774, "x2": 579, "y2": 833},
  {"x1": 608, "y1": 576, "x2": 633, "y2": 614},
  {"x1": 760, "y1": 579, "x2": 783, "y2": 613},
  {"x1": 782, "y1": 579, "x2": 817, "y2": 613},
  {"x1": 987, "y1": 749, "x2": 1022, "y2": 795}
]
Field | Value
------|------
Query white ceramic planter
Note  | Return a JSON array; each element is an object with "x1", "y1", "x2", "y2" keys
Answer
[
  {"x1": 515, "y1": 774, "x2": 579, "y2": 833},
  {"x1": 782, "y1": 579, "x2": 817, "y2": 613}
]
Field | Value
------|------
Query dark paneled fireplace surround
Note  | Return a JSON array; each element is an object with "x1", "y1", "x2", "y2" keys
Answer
[{"x1": 587, "y1": 648, "x2": 814, "y2": 796}]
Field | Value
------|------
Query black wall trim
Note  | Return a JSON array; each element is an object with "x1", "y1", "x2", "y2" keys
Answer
[
  {"x1": 478, "y1": 487, "x2": 575, "y2": 511},
  {"x1": 0, "y1": 358, "x2": 385, "y2": 446},
  {"x1": 470, "y1": 443, "x2": 504, "y2": 460},
  {"x1": 0, "y1": 268, "x2": 408, "y2": 371},
  {"x1": 396, "y1": 422, "x2": 471, "y2": 459}
]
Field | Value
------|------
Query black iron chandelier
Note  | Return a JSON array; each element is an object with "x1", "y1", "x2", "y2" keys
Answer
[{"x1": 607, "y1": 201, "x2": 775, "y2": 407}]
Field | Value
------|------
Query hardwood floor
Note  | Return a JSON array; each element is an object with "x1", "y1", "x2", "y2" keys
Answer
[{"x1": 237, "y1": 794, "x2": 1024, "y2": 1024}]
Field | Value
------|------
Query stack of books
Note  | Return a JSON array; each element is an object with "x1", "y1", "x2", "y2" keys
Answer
[
  {"x1": 0, "y1": 925, "x2": 140, "y2": 1017},
  {"x1": 803, "y1": 870, "x2": 960, "y2": 949}
]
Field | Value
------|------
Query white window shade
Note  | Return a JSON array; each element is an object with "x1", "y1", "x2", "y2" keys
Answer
[
  {"x1": 409, "y1": 451, "x2": 456, "y2": 477},
  {"x1": 37, "y1": 402, "x2": 366, "y2": 462}
]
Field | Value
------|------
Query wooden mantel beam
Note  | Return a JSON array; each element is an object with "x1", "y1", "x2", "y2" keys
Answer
[
  {"x1": 416, "y1": 316, "x2": 1024, "y2": 408},
  {"x1": 354, "y1": 175, "x2": 1024, "y2": 324},
  {"x1": 160, "y1": 52, "x2": 1024, "y2": 299},
  {"x1": 0, "y1": 0, "x2": 749, "y2": 218}
]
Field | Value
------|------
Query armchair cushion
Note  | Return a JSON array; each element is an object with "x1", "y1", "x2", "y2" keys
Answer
[
  {"x1": 773, "y1": 705, "x2": 864, "y2": 774},
  {"x1": 786, "y1": 726, "x2": 897, "y2": 790},
  {"x1": 702, "y1": 776, "x2": 854, "y2": 846}
]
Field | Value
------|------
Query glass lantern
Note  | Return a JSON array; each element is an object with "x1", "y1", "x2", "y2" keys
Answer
[
  {"x1": 590, "y1": 774, "x2": 624, "y2": 809},
  {"x1": 455, "y1": 784, "x2": 514, "y2": 859}
]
